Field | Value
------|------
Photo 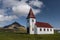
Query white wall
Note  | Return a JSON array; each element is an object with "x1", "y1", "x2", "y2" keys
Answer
[
  {"x1": 29, "y1": 18, "x2": 36, "y2": 34},
  {"x1": 37, "y1": 27, "x2": 54, "y2": 34},
  {"x1": 34, "y1": 26, "x2": 37, "y2": 34}
]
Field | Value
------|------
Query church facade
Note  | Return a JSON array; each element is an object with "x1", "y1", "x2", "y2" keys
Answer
[{"x1": 27, "y1": 8, "x2": 54, "y2": 34}]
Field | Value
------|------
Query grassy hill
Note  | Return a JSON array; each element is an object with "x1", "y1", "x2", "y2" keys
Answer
[{"x1": 0, "y1": 32, "x2": 60, "y2": 40}]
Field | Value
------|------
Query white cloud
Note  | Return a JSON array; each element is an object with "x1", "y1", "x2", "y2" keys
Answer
[
  {"x1": 2, "y1": 0, "x2": 28, "y2": 8},
  {"x1": 0, "y1": 15, "x2": 18, "y2": 22},
  {"x1": 3, "y1": 0, "x2": 18, "y2": 7},
  {"x1": 0, "y1": 0, "x2": 44, "y2": 22},
  {"x1": 29, "y1": 0, "x2": 43, "y2": 8},
  {"x1": 32, "y1": 9, "x2": 41, "y2": 14},
  {"x1": 12, "y1": 3, "x2": 30, "y2": 16},
  {"x1": 0, "y1": 0, "x2": 44, "y2": 27},
  {"x1": 21, "y1": 0, "x2": 28, "y2": 2},
  {"x1": 0, "y1": 8, "x2": 18, "y2": 22},
  {"x1": 12, "y1": 0, "x2": 44, "y2": 16},
  {"x1": 2, "y1": 0, "x2": 44, "y2": 16}
]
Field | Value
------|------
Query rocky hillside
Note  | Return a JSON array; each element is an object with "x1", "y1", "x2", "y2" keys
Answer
[{"x1": 3, "y1": 22, "x2": 27, "y2": 33}]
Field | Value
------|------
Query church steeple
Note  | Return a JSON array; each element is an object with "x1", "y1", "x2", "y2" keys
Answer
[
  {"x1": 27, "y1": 8, "x2": 35, "y2": 19},
  {"x1": 27, "y1": 8, "x2": 36, "y2": 34}
]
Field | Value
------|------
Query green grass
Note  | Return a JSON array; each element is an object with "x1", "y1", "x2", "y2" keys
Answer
[{"x1": 0, "y1": 32, "x2": 60, "y2": 40}]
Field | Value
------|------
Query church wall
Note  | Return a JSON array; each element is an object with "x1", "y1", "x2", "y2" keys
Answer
[
  {"x1": 29, "y1": 18, "x2": 36, "y2": 34},
  {"x1": 34, "y1": 26, "x2": 37, "y2": 34},
  {"x1": 37, "y1": 27, "x2": 54, "y2": 34}
]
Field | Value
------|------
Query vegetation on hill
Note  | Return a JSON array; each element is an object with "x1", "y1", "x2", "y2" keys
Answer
[{"x1": 0, "y1": 32, "x2": 60, "y2": 40}]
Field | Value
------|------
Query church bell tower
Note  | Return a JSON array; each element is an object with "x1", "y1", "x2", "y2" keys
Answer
[{"x1": 27, "y1": 8, "x2": 36, "y2": 34}]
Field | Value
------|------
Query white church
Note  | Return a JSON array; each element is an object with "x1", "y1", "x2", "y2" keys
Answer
[{"x1": 27, "y1": 8, "x2": 54, "y2": 34}]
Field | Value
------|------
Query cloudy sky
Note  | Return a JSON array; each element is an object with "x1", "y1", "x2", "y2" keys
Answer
[{"x1": 0, "y1": 0, "x2": 60, "y2": 28}]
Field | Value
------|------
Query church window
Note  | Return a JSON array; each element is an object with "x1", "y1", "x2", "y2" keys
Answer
[
  {"x1": 50, "y1": 29, "x2": 52, "y2": 31},
  {"x1": 47, "y1": 29, "x2": 49, "y2": 31},
  {"x1": 44, "y1": 29, "x2": 45, "y2": 31},
  {"x1": 40, "y1": 28, "x2": 42, "y2": 31},
  {"x1": 32, "y1": 19, "x2": 34, "y2": 22}
]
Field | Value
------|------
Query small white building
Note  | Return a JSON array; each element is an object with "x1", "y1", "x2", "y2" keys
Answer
[{"x1": 27, "y1": 8, "x2": 54, "y2": 34}]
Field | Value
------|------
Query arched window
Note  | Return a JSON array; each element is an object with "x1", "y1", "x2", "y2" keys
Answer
[
  {"x1": 32, "y1": 19, "x2": 34, "y2": 22},
  {"x1": 50, "y1": 29, "x2": 52, "y2": 31},
  {"x1": 47, "y1": 29, "x2": 49, "y2": 31},
  {"x1": 44, "y1": 28, "x2": 45, "y2": 31},
  {"x1": 40, "y1": 28, "x2": 42, "y2": 31}
]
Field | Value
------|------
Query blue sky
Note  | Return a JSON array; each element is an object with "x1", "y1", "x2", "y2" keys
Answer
[{"x1": 0, "y1": 0, "x2": 60, "y2": 28}]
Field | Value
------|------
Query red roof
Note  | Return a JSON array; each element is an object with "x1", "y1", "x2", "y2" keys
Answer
[
  {"x1": 35, "y1": 22, "x2": 52, "y2": 28},
  {"x1": 27, "y1": 8, "x2": 35, "y2": 19}
]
